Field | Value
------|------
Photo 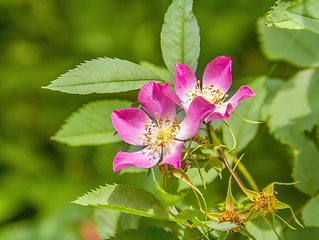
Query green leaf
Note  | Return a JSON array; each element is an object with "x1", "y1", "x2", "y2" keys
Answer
[
  {"x1": 161, "y1": 0, "x2": 200, "y2": 76},
  {"x1": 52, "y1": 99, "x2": 131, "y2": 146},
  {"x1": 266, "y1": 0, "x2": 304, "y2": 30},
  {"x1": 258, "y1": 17, "x2": 319, "y2": 68},
  {"x1": 268, "y1": 69, "x2": 319, "y2": 136},
  {"x1": 285, "y1": 0, "x2": 319, "y2": 35},
  {"x1": 139, "y1": 61, "x2": 174, "y2": 85},
  {"x1": 74, "y1": 184, "x2": 174, "y2": 221},
  {"x1": 108, "y1": 227, "x2": 179, "y2": 240},
  {"x1": 222, "y1": 76, "x2": 267, "y2": 153},
  {"x1": 302, "y1": 194, "x2": 319, "y2": 227},
  {"x1": 294, "y1": 130, "x2": 319, "y2": 196},
  {"x1": 261, "y1": 78, "x2": 285, "y2": 121},
  {"x1": 155, "y1": 183, "x2": 184, "y2": 207},
  {"x1": 44, "y1": 58, "x2": 163, "y2": 94}
]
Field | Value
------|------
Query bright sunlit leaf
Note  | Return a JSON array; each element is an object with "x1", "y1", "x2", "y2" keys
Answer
[
  {"x1": 161, "y1": 0, "x2": 200, "y2": 76},
  {"x1": 44, "y1": 58, "x2": 163, "y2": 94}
]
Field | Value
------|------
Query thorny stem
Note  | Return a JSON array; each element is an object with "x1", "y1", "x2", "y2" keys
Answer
[{"x1": 232, "y1": 155, "x2": 259, "y2": 192}]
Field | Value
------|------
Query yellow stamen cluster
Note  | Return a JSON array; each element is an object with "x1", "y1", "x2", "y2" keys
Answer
[
  {"x1": 252, "y1": 189, "x2": 278, "y2": 216},
  {"x1": 184, "y1": 80, "x2": 229, "y2": 107},
  {"x1": 139, "y1": 112, "x2": 181, "y2": 151},
  {"x1": 218, "y1": 210, "x2": 243, "y2": 233},
  {"x1": 159, "y1": 164, "x2": 174, "y2": 177},
  {"x1": 192, "y1": 134, "x2": 207, "y2": 145}
]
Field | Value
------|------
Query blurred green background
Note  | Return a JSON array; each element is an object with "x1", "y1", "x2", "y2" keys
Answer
[{"x1": 0, "y1": 0, "x2": 307, "y2": 239}]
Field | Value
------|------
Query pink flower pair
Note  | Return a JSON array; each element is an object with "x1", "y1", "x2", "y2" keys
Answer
[{"x1": 111, "y1": 56, "x2": 255, "y2": 171}]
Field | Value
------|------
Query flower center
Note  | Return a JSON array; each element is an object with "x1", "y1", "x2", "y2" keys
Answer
[
  {"x1": 185, "y1": 80, "x2": 228, "y2": 108},
  {"x1": 139, "y1": 112, "x2": 181, "y2": 151},
  {"x1": 252, "y1": 189, "x2": 278, "y2": 216},
  {"x1": 218, "y1": 210, "x2": 243, "y2": 233}
]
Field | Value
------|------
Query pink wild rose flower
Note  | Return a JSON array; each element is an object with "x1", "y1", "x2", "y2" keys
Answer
[
  {"x1": 165, "y1": 56, "x2": 255, "y2": 122},
  {"x1": 111, "y1": 81, "x2": 214, "y2": 171}
]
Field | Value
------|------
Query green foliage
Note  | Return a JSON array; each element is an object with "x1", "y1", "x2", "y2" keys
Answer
[
  {"x1": 302, "y1": 195, "x2": 319, "y2": 227},
  {"x1": 267, "y1": 0, "x2": 304, "y2": 29},
  {"x1": 268, "y1": 69, "x2": 319, "y2": 134},
  {"x1": 261, "y1": 78, "x2": 285, "y2": 121},
  {"x1": 44, "y1": 58, "x2": 163, "y2": 94},
  {"x1": 74, "y1": 184, "x2": 174, "y2": 221},
  {"x1": 258, "y1": 17, "x2": 319, "y2": 68},
  {"x1": 161, "y1": 0, "x2": 200, "y2": 76},
  {"x1": 108, "y1": 227, "x2": 179, "y2": 240},
  {"x1": 52, "y1": 99, "x2": 132, "y2": 146},
  {"x1": 222, "y1": 76, "x2": 267, "y2": 153},
  {"x1": 266, "y1": 69, "x2": 319, "y2": 197},
  {"x1": 285, "y1": 0, "x2": 319, "y2": 35},
  {"x1": 267, "y1": 0, "x2": 319, "y2": 35}
]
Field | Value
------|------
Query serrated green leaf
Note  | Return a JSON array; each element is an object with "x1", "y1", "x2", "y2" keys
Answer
[
  {"x1": 302, "y1": 194, "x2": 319, "y2": 227},
  {"x1": 140, "y1": 61, "x2": 174, "y2": 85},
  {"x1": 285, "y1": 0, "x2": 319, "y2": 35},
  {"x1": 222, "y1": 76, "x2": 267, "y2": 153},
  {"x1": 267, "y1": 0, "x2": 304, "y2": 29},
  {"x1": 258, "y1": 17, "x2": 319, "y2": 68},
  {"x1": 44, "y1": 57, "x2": 163, "y2": 94},
  {"x1": 52, "y1": 99, "x2": 131, "y2": 146},
  {"x1": 108, "y1": 227, "x2": 179, "y2": 240},
  {"x1": 268, "y1": 69, "x2": 319, "y2": 135},
  {"x1": 74, "y1": 184, "x2": 175, "y2": 221},
  {"x1": 161, "y1": 0, "x2": 200, "y2": 76}
]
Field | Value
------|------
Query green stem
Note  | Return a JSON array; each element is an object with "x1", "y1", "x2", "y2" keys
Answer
[{"x1": 205, "y1": 123, "x2": 213, "y2": 144}]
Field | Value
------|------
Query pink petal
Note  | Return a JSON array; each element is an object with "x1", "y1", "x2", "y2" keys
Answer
[
  {"x1": 159, "y1": 140, "x2": 184, "y2": 169},
  {"x1": 202, "y1": 56, "x2": 232, "y2": 94},
  {"x1": 205, "y1": 109, "x2": 229, "y2": 122},
  {"x1": 162, "y1": 83, "x2": 183, "y2": 108},
  {"x1": 205, "y1": 85, "x2": 255, "y2": 122},
  {"x1": 225, "y1": 85, "x2": 255, "y2": 113},
  {"x1": 174, "y1": 63, "x2": 197, "y2": 110},
  {"x1": 113, "y1": 148, "x2": 161, "y2": 171},
  {"x1": 138, "y1": 82, "x2": 176, "y2": 119},
  {"x1": 176, "y1": 96, "x2": 215, "y2": 140},
  {"x1": 111, "y1": 108, "x2": 149, "y2": 145}
]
